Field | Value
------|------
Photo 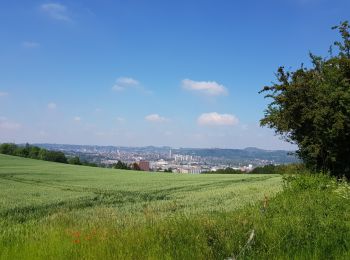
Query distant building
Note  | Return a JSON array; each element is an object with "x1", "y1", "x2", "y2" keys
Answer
[{"x1": 138, "y1": 160, "x2": 150, "y2": 171}]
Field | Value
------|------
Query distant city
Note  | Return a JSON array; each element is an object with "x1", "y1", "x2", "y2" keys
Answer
[{"x1": 34, "y1": 143, "x2": 298, "y2": 174}]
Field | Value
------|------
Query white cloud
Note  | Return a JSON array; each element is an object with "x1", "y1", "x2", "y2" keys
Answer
[
  {"x1": 117, "y1": 77, "x2": 139, "y2": 85},
  {"x1": 116, "y1": 117, "x2": 125, "y2": 123},
  {"x1": 112, "y1": 77, "x2": 139, "y2": 91},
  {"x1": 47, "y1": 102, "x2": 57, "y2": 110},
  {"x1": 197, "y1": 112, "x2": 239, "y2": 126},
  {"x1": 0, "y1": 92, "x2": 8, "y2": 97},
  {"x1": 182, "y1": 79, "x2": 228, "y2": 96},
  {"x1": 22, "y1": 41, "x2": 40, "y2": 48},
  {"x1": 0, "y1": 118, "x2": 21, "y2": 131},
  {"x1": 40, "y1": 3, "x2": 71, "y2": 22},
  {"x1": 145, "y1": 114, "x2": 168, "y2": 123},
  {"x1": 74, "y1": 116, "x2": 81, "y2": 122}
]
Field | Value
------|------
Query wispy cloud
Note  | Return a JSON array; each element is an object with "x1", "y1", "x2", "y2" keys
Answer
[
  {"x1": 182, "y1": 79, "x2": 228, "y2": 96},
  {"x1": 22, "y1": 41, "x2": 40, "y2": 48},
  {"x1": 112, "y1": 77, "x2": 140, "y2": 91},
  {"x1": 40, "y1": 3, "x2": 71, "y2": 22},
  {"x1": 197, "y1": 112, "x2": 239, "y2": 126},
  {"x1": 0, "y1": 117, "x2": 21, "y2": 131},
  {"x1": 116, "y1": 117, "x2": 125, "y2": 123},
  {"x1": 47, "y1": 102, "x2": 57, "y2": 110},
  {"x1": 0, "y1": 92, "x2": 9, "y2": 97},
  {"x1": 74, "y1": 116, "x2": 81, "y2": 122},
  {"x1": 145, "y1": 114, "x2": 168, "y2": 123}
]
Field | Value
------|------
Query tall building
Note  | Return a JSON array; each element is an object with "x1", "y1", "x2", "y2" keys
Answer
[{"x1": 138, "y1": 160, "x2": 150, "y2": 171}]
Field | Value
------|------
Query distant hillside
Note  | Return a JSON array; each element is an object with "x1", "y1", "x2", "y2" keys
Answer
[
  {"x1": 174, "y1": 147, "x2": 298, "y2": 164},
  {"x1": 32, "y1": 143, "x2": 298, "y2": 164}
]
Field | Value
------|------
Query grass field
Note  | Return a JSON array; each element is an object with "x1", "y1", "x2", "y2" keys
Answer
[
  {"x1": 0, "y1": 154, "x2": 349, "y2": 259},
  {"x1": 0, "y1": 154, "x2": 281, "y2": 215}
]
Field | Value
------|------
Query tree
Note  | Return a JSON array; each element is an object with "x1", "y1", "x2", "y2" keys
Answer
[
  {"x1": 28, "y1": 146, "x2": 41, "y2": 159},
  {"x1": 0, "y1": 143, "x2": 17, "y2": 155},
  {"x1": 68, "y1": 156, "x2": 81, "y2": 165},
  {"x1": 260, "y1": 21, "x2": 350, "y2": 178},
  {"x1": 113, "y1": 160, "x2": 130, "y2": 170},
  {"x1": 131, "y1": 162, "x2": 141, "y2": 171},
  {"x1": 38, "y1": 149, "x2": 67, "y2": 163}
]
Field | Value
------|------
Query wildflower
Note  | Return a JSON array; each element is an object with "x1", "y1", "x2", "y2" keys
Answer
[
  {"x1": 72, "y1": 231, "x2": 81, "y2": 238},
  {"x1": 261, "y1": 195, "x2": 269, "y2": 213}
]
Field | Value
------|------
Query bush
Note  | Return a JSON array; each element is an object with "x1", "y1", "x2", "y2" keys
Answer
[
  {"x1": 251, "y1": 163, "x2": 307, "y2": 175},
  {"x1": 68, "y1": 156, "x2": 82, "y2": 165},
  {"x1": 260, "y1": 22, "x2": 350, "y2": 178},
  {"x1": 204, "y1": 167, "x2": 242, "y2": 174},
  {"x1": 113, "y1": 160, "x2": 130, "y2": 170},
  {"x1": 0, "y1": 143, "x2": 17, "y2": 155}
]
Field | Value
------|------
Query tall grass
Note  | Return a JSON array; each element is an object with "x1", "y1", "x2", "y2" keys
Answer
[
  {"x1": 1, "y1": 174, "x2": 348, "y2": 259},
  {"x1": 0, "y1": 155, "x2": 349, "y2": 259}
]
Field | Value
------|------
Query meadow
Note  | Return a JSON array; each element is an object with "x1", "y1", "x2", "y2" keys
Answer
[{"x1": 0, "y1": 154, "x2": 349, "y2": 259}]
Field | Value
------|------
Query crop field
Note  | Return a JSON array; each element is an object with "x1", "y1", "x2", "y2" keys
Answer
[
  {"x1": 0, "y1": 154, "x2": 282, "y2": 259},
  {"x1": 0, "y1": 154, "x2": 281, "y2": 216},
  {"x1": 1, "y1": 154, "x2": 349, "y2": 259}
]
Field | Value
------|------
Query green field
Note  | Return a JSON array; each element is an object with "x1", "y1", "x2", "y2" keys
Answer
[
  {"x1": 0, "y1": 154, "x2": 349, "y2": 259},
  {"x1": 0, "y1": 154, "x2": 281, "y2": 216}
]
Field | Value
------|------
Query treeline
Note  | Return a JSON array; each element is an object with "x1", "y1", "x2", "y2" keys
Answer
[
  {"x1": 251, "y1": 164, "x2": 307, "y2": 175},
  {"x1": 0, "y1": 143, "x2": 98, "y2": 167},
  {"x1": 0, "y1": 143, "x2": 68, "y2": 163},
  {"x1": 112, "y1": 160, "x2": 141, "y2": 171},
  {"x1": 204, "y1": 167, "x2": 242, "y2": 174},
  {"x1": 203, "y1": 164, "x2": 306, "y2": 175}
]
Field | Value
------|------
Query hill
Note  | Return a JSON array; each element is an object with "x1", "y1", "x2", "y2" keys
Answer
[
  {"x1": 0, "y1": 154, "x2": 348, "y2": 259},
  {"x1": 0, "y1": 154, "x2": 281, "y2": 216},
  {"x1": 34, "y1": 143, "x2": 298, "y2": 164}
]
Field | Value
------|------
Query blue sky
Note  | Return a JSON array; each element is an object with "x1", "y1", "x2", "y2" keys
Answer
[{"x1": 0, "y1": 0, "x2": 349, "y2": 149}]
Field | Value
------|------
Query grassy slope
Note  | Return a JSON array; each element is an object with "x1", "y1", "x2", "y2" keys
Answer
[
  {"x1": 0, "y1": 154, "x2": 349, "y2": 259},
  {"x1": 0, "y1": 154, "x2": 281, "y2": 215}
]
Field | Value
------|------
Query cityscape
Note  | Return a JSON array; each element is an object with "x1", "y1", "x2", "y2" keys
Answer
[{"x1": 36, "y1": 143, "x2": 298, "y2": 173}]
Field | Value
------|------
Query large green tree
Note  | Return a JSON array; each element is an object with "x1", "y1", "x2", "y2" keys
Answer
[{"x1": 260, "y1": 21, "x2": 350, "y2": 178}]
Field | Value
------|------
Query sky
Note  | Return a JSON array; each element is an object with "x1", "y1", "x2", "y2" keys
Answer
[{"x1": 0, "y1": 0, "x2": 349, "y2": 150}]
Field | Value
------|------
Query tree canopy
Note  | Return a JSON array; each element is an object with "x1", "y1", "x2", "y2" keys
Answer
[{"x1": 260, "y1": 21, "x2": 350, "y2": 178}]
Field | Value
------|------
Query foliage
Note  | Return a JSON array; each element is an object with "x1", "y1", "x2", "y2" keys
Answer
[
  {"x1": 0, "y1": 143, "x2": 104, "y2": 167},
  {"x1": 38, "y1": 149, "x2": 67, "y2": 163},
  {"x1": 113, "y1": 160, "x2": 130, "y2": 170},
  {"x1": 204, "y1": 167, "x2": 242, "y2": 174},
  {"x1": 113, "y1": 161, "x2": 141, "y2": 171},
  {"x1": 0, "y1": 155, "x2": 349, "y2": 259},
  {"x1": 131, "y1": 162, "x2": 141, "y2": 171},
  {"x1": 0, "y1": 143, "x2": 68, "y2": 164},
  {"x1": 251, "y1": 163, "x2": 307, "y2": 175},
  {"x1": 0, "y1": 143, "x2": 17, "y2": 155},
  {"x1": 68, "y1": 156, "x2": 82, "y2": 165},
  {"x1": 260, "y1": 21, "x2": 350, "y2": 178},
  {"x1": 81, "y1": 161, "x2": 99, "y2": 167}
]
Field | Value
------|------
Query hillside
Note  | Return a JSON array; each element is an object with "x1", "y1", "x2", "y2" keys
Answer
[
  {"x1": 35, "y1": 143, "x2": 298, "y2": 164},
  {"x1": 1, "y1": 154, "x2": 349, "y2": 259},
  {"x1": 0, "y1": 154, "x2": 281, "y2": 215}
]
